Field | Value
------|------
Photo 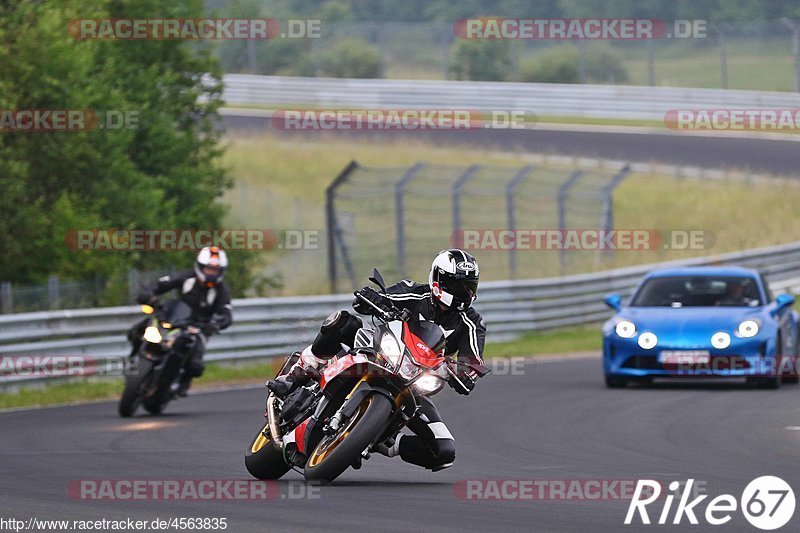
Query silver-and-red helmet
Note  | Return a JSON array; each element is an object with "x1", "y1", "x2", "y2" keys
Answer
[
  {"x1": 428, "y1": 249, "x2": 479, "y2": 311},
  {"x1": 195, "y1": 246, "x2": 228, "y2": 286}
]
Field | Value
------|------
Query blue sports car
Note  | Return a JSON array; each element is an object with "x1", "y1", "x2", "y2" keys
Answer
[{"x1": 603, "y1": 266, "x2": 799, "y2": 388}]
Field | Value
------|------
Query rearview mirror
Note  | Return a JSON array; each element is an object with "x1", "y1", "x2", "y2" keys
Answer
[
  {"x1": 774, "y1": 293, "x2": 795, "y2": 312},
  {"x1": 604, "y1": 293, "x2": 622, "y2": 312},
  {"x1": 370, "y1": 268, "x2": 387, "y2": 292}
]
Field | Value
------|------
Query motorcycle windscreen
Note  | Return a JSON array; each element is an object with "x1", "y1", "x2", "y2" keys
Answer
[
  {"x1": 403, "y1": 321, "x2": 447, "y2": 364},
  {"x1": 159, "y1": 299, "x2": 193, "y2": 327}
]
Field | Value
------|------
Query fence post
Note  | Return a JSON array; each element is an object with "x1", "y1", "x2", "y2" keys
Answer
[
  {"x1": 47, "y1": 275, "x2": 60, "y2": 310},
  {"x1": 127, "y1": 269, "x2": 140, "y2": 304},
  {"x1": 781, "y1": 18, "x2": 800, "y2": 92},
  {"x1": 395, "y1": 163, "x2": 426, "y2": 278},
  {"x1": 557, "y1": 170, "x2": 583, "y2": 275},
  {"x1": 452, "y1": 165, "x2": 481, "y2": 238},
  {"x1": 716, "y1": 24, "x2": 728, "y2": 89},
  {"x1": 506, "y1": 165, "x2": 534, "y2": 279},
  {"x1": 326, "y1": 160, "x2": 359, "y2": 293},
  {"x1": 0, "y1": 282, "x2": 12, "y2": 314},
  {"x1": 601, "y1": 165, "x2": 632, "y2": 235}
]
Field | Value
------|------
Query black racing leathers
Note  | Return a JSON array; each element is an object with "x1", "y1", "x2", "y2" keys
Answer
[
  {"x1": 308, "y1": 279, "x2": 486, "y2": 471},
  {"x1": 137, "y1": 270, "x2": 233, "y2": 331},
  {"x1": 132, "y1": 270, "x2": 233, "y2": 379},
  {"x1": 379, "y1": 280, "x2": 486, "y2": 367}
]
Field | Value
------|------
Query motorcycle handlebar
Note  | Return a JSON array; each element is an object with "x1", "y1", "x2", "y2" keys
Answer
[{"x1": 352, "y1": 291, "x2": 411, "y2": 323}]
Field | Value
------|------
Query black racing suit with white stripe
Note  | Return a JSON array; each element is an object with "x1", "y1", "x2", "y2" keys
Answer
[
  {"x1": 381, "y1": 280, "x2": 486, "y2": 369},
  {"x1": 334, "y1": 280, "x2": 486, "y2": 470}
]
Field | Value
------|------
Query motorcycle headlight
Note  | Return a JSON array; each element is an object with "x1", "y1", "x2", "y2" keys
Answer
[
  {"x1": 399, "y1": 356, "x2": 421, "y2": 380},
  {"x1": 380, "y1": 332, "x2": 403, "y2": 366},
  {"x1": 615, "y1": 320, "x2": 636, "y2": 339},
  {"x1": 737, "y1": 320, "x2": 759, "y2": 338},
  {"x1": 637, "y1": 332, "x2": 658, "y2": 350},
  {"x1": 411, "y1": 373, "x2": 445, "y2": 395},
  {"x1": 711, "y1": 331, "x2": 731, "y2": 349},
  {"x1": 143, "y1": 326, "x2": 162, "y2": 344}
]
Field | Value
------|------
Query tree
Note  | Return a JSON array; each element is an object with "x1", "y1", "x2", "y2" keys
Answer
[{"x1": 0, "y1": 0, "x2": 247, "y2": 295}]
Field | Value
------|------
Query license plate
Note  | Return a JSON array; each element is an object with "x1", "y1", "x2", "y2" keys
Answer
[{"x1": 658, "y1": 350, "x2": 711, "y2": 365}]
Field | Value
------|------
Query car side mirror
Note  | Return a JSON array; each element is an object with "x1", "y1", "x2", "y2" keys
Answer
[
  {"x1": 604, "y1": 293, "x2": 622, "y2": 312},
  {"x1": 774, "y1": 293, "x2": 795, "y2": 314}
]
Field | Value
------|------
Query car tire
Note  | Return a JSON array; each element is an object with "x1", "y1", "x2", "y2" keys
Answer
[
  {"x1": 605, "y1": 375, "x2": 628, "y2": 388},
  {"x1": 782, "y1": 337, "x2": 800, "y2": 384}
]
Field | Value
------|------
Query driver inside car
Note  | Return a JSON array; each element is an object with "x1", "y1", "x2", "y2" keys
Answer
[{"x1": 267, "y1": 249, "x2": 487, "y2": 472}]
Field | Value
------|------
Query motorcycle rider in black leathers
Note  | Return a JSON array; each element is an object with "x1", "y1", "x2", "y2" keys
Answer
[
  {"x1": 130, "y1": 246, "x2": 233, "y2": 396},
  {"x1": 267, "y1": 249, "x2": 486, "y2": 471}
]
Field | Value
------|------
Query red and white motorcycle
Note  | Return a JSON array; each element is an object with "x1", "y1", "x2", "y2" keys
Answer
[{"x1": 244, "y1": 270, "x2": 489, "y2": 483}]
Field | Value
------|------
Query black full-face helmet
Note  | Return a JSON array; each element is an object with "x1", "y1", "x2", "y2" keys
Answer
[{"x1": 428, "y1": 249, "x2": 480, "y2": 312}]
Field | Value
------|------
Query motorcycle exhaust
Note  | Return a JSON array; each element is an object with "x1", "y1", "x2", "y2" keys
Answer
[{"x1": 267, "y1": 392, "x2": 283, "y2": 451}]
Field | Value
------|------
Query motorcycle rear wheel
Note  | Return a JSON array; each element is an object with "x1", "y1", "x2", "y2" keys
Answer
[{"x1": 304, "y1": 393, "x2": 392, "y2": 483}]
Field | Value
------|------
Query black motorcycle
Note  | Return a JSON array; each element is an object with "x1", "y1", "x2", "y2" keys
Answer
[{"x1": 118, "y1": 299, "x2": 200, "y2": 417}]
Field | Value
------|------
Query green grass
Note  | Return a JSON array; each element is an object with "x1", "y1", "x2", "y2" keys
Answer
[
  {"x1": 485, "y1": 325, "x2": 602, "y2": 358},
  {"x1": 0, "y1": 359, "x2": 282, "y2": 410},
  {"x1": 0, "y1": 325, "x2": 602, "y2": 410},
  {"x1": 222, "y1": 133, "x2": 800, "y2": 294}
]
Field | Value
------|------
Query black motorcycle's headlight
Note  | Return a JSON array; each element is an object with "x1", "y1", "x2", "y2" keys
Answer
[{"x1": 143, "y1": 326, "x2": 162, "y2": 344}]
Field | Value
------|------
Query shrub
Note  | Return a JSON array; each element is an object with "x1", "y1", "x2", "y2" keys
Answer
[
  {"x1": 518, "y1": 44, "x2": 628, "y2": 84},
  {"x1": 449, "y1": 39, "x2": 511, "y2": 81}
]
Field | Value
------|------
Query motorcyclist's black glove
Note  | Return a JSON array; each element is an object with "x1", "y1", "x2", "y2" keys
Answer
[
  {"x1": 136, "y1": 291, "x2": 154, "y2": 305},
  {"x1": 352, "y1": 287, "x2": 390, "y2": 316},
  {"x1": 448, "y1": 369, "x2": 478, "y2": 395},
  {"x1": 202, "y1": 321, "x2": 221, "y2": 336}
]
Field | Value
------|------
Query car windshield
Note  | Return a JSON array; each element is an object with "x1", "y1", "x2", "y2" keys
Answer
[{"x1": 631, "y1": 275, "x2": 762, "y2": 307}]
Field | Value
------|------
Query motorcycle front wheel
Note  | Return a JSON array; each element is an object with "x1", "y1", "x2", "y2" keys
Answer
[
  {"x1": 118, "y1": 358, "x2": 153, "y2": 418},
  {"x1": 304, "y1": 393, "x2": 392, "y2": 483},
  {"x1": 245, "y1": 422, "x2": 292, "y2": 480}
]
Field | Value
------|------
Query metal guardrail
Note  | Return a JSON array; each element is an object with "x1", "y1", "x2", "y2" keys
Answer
[
  {"x1": 222, "y1": 74, "x2": 800, "y2": 121},
  {"x1": 2, "y1": 241, "x2": 800, "y2": 387}
]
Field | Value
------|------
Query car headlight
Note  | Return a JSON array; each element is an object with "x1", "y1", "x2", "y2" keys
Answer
[
  {"x1": 411, "y1": 373, "x2": 445, "y2": 395},
  {"x1": 737, "y1": 320, "x2": 759, "y2": 338},
  {"x1": 143, "y1": 326, "x2": 162, "y2": 344},
  {"x1": 711, "y1": 331, "x2": 731, "y2": 349},
  {"x1": 380, "y1": 332, "x2": 403, "y2": 366},
  {"x1": 615, "y1": 320, "x2": 636, "y2": 338},
  {"x1": 637, "y1": 332, "x2": 658, "y2": 350}
]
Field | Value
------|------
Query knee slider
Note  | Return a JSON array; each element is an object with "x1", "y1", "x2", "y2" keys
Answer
[{"x1": 435, "y1": 439, "x2": 456, "y2": 465}]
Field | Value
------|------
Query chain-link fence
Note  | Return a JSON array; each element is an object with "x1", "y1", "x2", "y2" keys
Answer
[
  {"x1": 327, "y1": 161, "x2": 630, "y2": 292},
  {"x1": 0, "y1": 269, "x2": 177, "y2": 314},
  {"x1": 217, "y1": 20, "x2": 800, "y2": 92}
]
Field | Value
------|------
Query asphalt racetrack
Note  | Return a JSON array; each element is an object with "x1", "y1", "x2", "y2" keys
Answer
[
  {"x1": 221, "y1": 112, "x2": 800, "y2": 176},
  {"x1": 2, "y1": 356, "x2": 799, "y2": 532}
]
